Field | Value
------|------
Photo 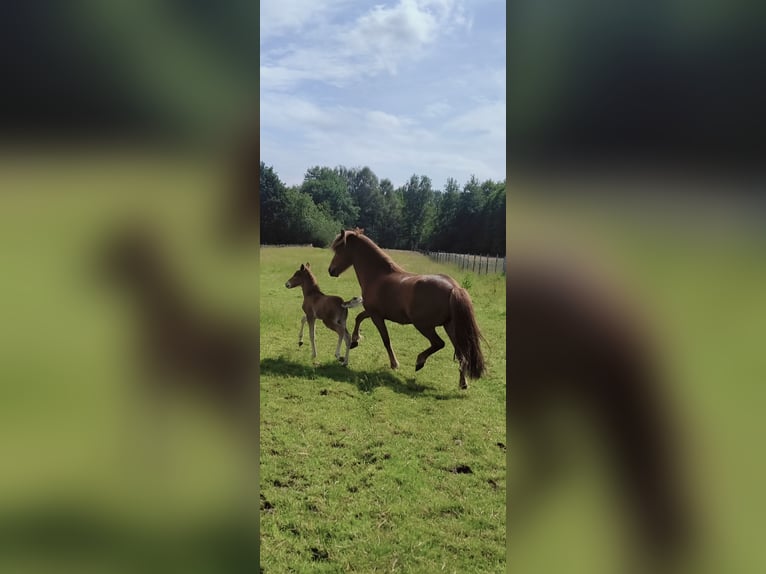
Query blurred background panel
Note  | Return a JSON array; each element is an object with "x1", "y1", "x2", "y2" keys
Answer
[
  {"x1": 0, "y1": 0, "x2": 256, "y2": 144},
  {"x1": 508, "y1": 0, "x2": 766, "y2": 176},
  {"x1": 0, "y1": 3, "x2": 258, "y2": 572},
  {"x1": 508, "y1": 0, "x2": 766, "y2": 572}
]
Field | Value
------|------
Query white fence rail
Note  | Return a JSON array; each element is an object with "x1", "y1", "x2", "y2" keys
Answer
[{"x1": 424, "y1": 251, "x2": 506, "y2": 275}]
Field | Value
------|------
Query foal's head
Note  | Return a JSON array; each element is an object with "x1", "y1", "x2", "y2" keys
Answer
[
  {"x1": 285, "y1": 263, "x2": 315, "y2": 289},
  {"x1": 328, "y1": 228, "x2": 364, "y2": 277}
]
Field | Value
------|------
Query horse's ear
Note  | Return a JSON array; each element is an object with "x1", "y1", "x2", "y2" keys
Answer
[
  {"x1": 300, "y1": 263, "x2": 305, "y2": 270},
  {"x1": 340, "y1": 229, "x2": 345, "y2": 239},
  {"x1": 305, "y1": 262, "x2": 311, "y2": 269}
]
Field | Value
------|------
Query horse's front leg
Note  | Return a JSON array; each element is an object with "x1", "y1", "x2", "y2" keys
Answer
[
  {"x1": 350, "y1": 309, "x2": 371, "y2": 349},
  {"x1": 371, "y1": 314, "x2": 399, "y2": 369}
]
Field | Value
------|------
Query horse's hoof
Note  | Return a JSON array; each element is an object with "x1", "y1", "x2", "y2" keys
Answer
[
  {"x1": 298, "y1": 342, "x2": 303, "y2": 347},
  {"x1": 337, "y1": 357, "x2": 344, "y2": 363},
  {"x1": 350, "y1": 341, "x2": 358, "y2": 349}
]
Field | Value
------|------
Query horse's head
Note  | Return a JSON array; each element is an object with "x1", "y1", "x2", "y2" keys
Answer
[
  {"x1": 328, "y1": 228, "x2": 362, "y2": 277},
  {"x1": 285, "y1": 263, "x2": 311, "y2": 288}
]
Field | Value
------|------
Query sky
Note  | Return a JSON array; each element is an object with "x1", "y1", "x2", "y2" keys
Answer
[{"x1": 260, "y1": 0, "x2": 506, "y2": 189}]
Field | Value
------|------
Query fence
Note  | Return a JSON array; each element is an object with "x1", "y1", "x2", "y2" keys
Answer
[{"x1": 424, "y1": 251, "x2": 506, "y2": 275}]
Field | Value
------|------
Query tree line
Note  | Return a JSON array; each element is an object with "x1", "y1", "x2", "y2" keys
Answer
[{"x1": 260, "y1": 162, "x2": 505, "y2": 255}]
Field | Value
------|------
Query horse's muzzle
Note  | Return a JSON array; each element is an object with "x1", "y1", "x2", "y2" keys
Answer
[{"x1": 328, "y1": 267, "x2": 338, "y2": 277}]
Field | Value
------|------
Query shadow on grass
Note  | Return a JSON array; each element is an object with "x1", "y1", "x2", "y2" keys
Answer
[
  {"x1": 259, "y1": 357, "x2": 466, "y2": 399},
  {"x1": 0, "y1": 500, "x2": 257, "y2": 572}
]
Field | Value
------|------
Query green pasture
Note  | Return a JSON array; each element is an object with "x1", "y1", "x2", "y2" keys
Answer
[{"x1": 259, "y1": 246, "x2": 507, "y2": 573}]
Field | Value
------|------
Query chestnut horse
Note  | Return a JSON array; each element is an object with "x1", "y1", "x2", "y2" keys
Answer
[
  {"x1": 285, "y1": 262, "x2": 363, "y2": 365},
  {"x1": 328, "y1": 228, "x2": 485, "y2": 389}
]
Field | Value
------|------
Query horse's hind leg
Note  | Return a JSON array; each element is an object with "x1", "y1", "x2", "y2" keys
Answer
[
  {"x1": 414, "y1": 324, "x2": 445, "y2": 372},
  {"x1": 371, "y1": 314, "x2": 399, "y2": 369},
  {"x1": 444, "y1": 320, "x2": 468, "y2": 389}
]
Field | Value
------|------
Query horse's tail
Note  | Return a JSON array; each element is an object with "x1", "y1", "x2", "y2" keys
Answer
[
  {"x1": 449, "y1": 287, "x2": 485, "y2": 379},
  {"x1": 342, "y1": 296, "x2": 363, "y2": 309}
]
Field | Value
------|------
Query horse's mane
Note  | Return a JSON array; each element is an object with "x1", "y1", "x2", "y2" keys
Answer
[
  {"x1": 303, "y1": 266, "x2": 323, "y2": 294},
  {"x1": 333, "y1": 228, "x2": 405, "y2": 273}
]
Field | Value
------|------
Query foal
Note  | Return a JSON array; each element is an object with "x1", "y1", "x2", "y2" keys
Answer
[
  {"x1": 99, "y1": 224, "x2": 257, "y2": 416},
  {"x1": 285, "y1": 263, "x2": 362, "y2": 365}
]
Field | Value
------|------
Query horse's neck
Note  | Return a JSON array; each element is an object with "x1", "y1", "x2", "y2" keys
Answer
[
  {"x1": 300, "y1": 277, "x2": 322, "y2": 298},
  {"x1": 135, "y1": 275, "x2": 188, "y2": 323},
  {"x1": 353, "y1": 241, "x2": 402, "y2": 288}
]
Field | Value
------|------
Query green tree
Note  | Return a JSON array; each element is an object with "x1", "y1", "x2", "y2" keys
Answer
[
  {"x1": 346, "y1": 166, "x2": 384, "y2": 239},
  {"x1": 259, "y1": 162, "x2": 290, "y2": 244},
  {"x1": 376, "y1": 178, "x2": 403, "y2": 248},
  {"x1": 400, "y1": 175, "x2": 436, "y2": 251},
  {"x1": 301, "y1": 166, "x2": 359, "y2": 227},
  {"x1": 427, "y1": 177, "x2": 461, "y2": 251},
  {"x1": 283, "y1": 185, "x2": 339, "y2": 247}
]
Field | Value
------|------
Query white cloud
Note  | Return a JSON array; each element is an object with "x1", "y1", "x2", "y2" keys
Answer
[
  {"x1": 260, "y1": 0, "x2": 350, "y2": 41},
  {"x1": 444, "y1": 100, "x2": 506, "y2": 141},
  {"x1": 261, "y1": 0, "x2": 471, "y2": 90},
  {"x1": 424, "y1": 100, "x2": 453, "y2": 118},
  {"x1": 261, "y1": 94, "x2": 504, "y2": 187},
  {"x1": 260, "y1": 1, "x2": 506, "y2": 187}
]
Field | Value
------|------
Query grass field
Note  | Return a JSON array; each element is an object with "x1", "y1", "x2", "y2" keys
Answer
[{"x1": 258, "y1": 246, "x2": 507, "y2": 573}]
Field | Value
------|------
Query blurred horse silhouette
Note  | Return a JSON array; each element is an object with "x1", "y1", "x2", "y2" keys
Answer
[
  {"x1": 328, "y1": 228, "x2": 485, "y2": 389},
  {"x1": 98, "y1": 223, "x2": 256, "y2": 418},
  {"x1": 220, "y1": 116, "x2": 258, "y2": 244},
  {"x1": 508, "y1": 252, "x2": 693, "y2": 571},
  {"x1": 285, "y1": 262, "x2": 363, "y2": 365}
]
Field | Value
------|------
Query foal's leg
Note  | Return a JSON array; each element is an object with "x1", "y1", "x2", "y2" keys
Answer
[
  {"x1": 371, "y1": 315, "x2": 399, "y2": 369},
  {"x1": 308, "y1": 318, "x2": 317, "y2": 360},
  {"x1": 334, "y1": 325, "x2": 344, "y2": 362},
  {"x1": 337, "y1": 315, "x2": 352, "y2": 365},
  {"x1": 443, "y1": 320, "x2": 468, "y2": 389},
  {"x1": 414, "y1": 324, "x2": 446, "y2": 372},
  {"x1": 298, "y1": 315, "x2": 307, "y2": 346},
  {"x1": 350, "y1": 309, "x2": 371, "y2": 349},
  {"x1": 342, "y1": 327, "x2": 352, "y2": 365}
]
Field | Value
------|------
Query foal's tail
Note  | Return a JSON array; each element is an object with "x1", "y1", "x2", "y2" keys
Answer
[
  {"x1": 342, "y1": 296, "x2": 363, "y2": 309},
  {"x1": 449, "y1": 287, "x2": 485, "y2": 379}
]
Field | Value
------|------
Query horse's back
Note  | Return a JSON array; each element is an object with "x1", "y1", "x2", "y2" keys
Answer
[
  {"x1": 383, "y1": 273, "x2": 456, "y2": 325},
  {"x1": 312, "y1": 293, "x2": 346, "y2": 321}
]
